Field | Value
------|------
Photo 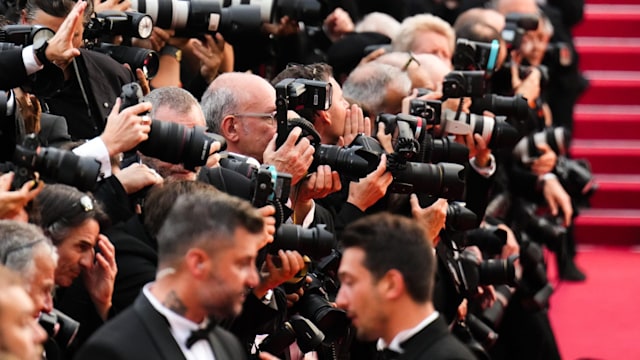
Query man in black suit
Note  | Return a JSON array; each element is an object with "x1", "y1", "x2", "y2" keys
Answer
[
  {"x1": 75, "y1": 191, "x2": 277, "y2": 360},
  {"x1": 336, "y1": 213, "x2": 476, "y2": 360}
]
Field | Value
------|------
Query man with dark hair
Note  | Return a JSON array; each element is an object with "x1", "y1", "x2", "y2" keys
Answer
[
  {"x1": 76, "y1": 191, "x2": 274, "y2": 360},
  {"x1": 336, "y1": 213, "x2": 475, "y2": 359}
]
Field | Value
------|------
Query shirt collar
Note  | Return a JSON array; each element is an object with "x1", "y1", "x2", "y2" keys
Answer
[
  {"x1": 377, "y1": 311, "x2": 440, "y2": 353},
  {"x1": 143, "y1": 283, "x2": 209, "y2": 346}
]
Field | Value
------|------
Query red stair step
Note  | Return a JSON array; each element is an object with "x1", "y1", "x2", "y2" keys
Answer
[
  {"x1": 577, "y1": 71, "x2": 640, "y2": 106},
  {"x1": 576, "y1": 37, "x2": 640, "y2": 72},
  {"x1": 570, "y1": 139, "x2": 640, "y2": 174},
  {"x1": 574, "y1": 209, "x2": 640, "y2": 246},
  {"x1": 589, "y1": 174, "x2": 640, "y2": 209},
  {"x1": 573, "y1": 105, "x2": 640, "y2": 140},
  {"x1": 574, "y1": 5, "x2": 640, "y2": 38}
]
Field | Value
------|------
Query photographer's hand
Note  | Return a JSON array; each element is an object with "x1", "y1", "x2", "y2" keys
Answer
[
  {"x1": 93, "y1": 0, "x2": 131, "y2": 12},
  {"x1": 83, "y1": 234, "x2": 117, "y2": 321},
  {"x1": 376, "y1": 122, "x2": 394, "y2": 153},
  {"x1": 293, "y1": 165, "x2": 341, "y2": 224},
  {"x1": 253, "y1": 250, "x2": 305, "y2": 299},
  {"x1": 531, "y1": 143, "x2": 557, "y2": 175},
  {"x1": 511, "y1": 53, "x2": 541, "y2": 105},
  {"x1": 323, "y1": 7, "x2": 354, "y2": 42},
  {"x1": 0, "y1": 172, "x2": 43, "y2": 220},
  {"x1": 205, "y1": 141, "x2": 222, "y2": 168},
  {"x1": 347, "y1": 154, "x2": 393, "y2": 211},
  {"x1": 100, "y1": 97, "x2": 152, "y2": 157},
  {"x1": 542, "y1": 175, "x2": 573, "y2": 226},
  {"x1": 497, "y1": 223, "x2": 520, "y2": 259},
  {"x1": 263, "y1": 127, "x2": 315, "y2": 185},
  {"x1": 257, "y1": 205, "x2": 276, "y2": 247},
  {"x1": 113, "y1": 163, "x2": 163, "y2": 195},
  {"x1": 43, "y1": 0, "x2": 86, "y2": 69},
  {"x1": 190, "y1": 33, "x2": 226, "y2": 84},
  {"x1": 339, "y1": 104, "x2": 370, "y2": 147},
  {"x1": 410, "y1": 196, "x2": 448, "y2": 246}
]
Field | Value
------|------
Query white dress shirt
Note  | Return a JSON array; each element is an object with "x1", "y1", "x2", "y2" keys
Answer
[{"x1": 143, "y1": 284, "x2": 216, "y2": 360}]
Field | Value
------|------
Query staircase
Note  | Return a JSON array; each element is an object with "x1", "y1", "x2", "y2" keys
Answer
[{"x1": 570, "y1": 1, "x2": 640, "y2": 247}]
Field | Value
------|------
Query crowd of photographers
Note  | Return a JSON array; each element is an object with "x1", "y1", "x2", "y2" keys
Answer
[{"x1": 0, "y1": 0, "x2": 593, "y2": 359}]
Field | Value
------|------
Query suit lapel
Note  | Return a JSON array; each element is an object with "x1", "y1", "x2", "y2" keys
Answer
[
  {"x1": 398, "y1": 315, "x2": 450, "y2": 359},
  {"x1": 133, "y1": 294, "x2": 187, "y2": 360}
]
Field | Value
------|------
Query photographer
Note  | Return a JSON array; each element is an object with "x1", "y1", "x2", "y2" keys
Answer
[
  {"x1": 271, "y1": 63, "x2": 394, "y2": 232},
  {"x1": 0, "y1": 0, "x2": 85, "y2": 90},
  {"x1": 20, "y1": 0, "x2": 137, "y2": 141}
]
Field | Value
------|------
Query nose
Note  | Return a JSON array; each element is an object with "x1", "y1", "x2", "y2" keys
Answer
[
  {"x1": 335, "y1": 288, "x2": 348, "y2": 310},
  {"x1": 247, "y1": 266, "x2": 260, "y2": 289},
  {"x1": 42, "y1": 292, "x2": 54, "y2": 314},
  {"x1": 79, "y1": 251, "x2": 93, "y2": 269}
]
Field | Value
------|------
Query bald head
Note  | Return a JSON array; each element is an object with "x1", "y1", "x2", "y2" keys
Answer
[
  {"x1": 202, "y1": 72, "x2": 276, "y2": 134},
  {"x1": 494, "y1": 0, "x2": 538, "y2": 15},
  {"x1": 414, "y1": 53, "x2": 452, "y2": 91},
  {"x1": 455, "y1": 8, "x2": 506, "y2": 32}
]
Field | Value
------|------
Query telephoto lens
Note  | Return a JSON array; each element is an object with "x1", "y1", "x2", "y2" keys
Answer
[{"x1": 270, "y1": 224, "x2": 335, "y2": 259}]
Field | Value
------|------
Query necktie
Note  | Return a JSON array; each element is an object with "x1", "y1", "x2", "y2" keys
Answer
[{"x1": 185, "y1": 322, "x2": 216, "y2": 349}]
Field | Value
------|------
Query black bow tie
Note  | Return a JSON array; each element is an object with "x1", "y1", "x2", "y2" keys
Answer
[{"x1": 185, "y1": 322, "x2": 216, "y2": 349}]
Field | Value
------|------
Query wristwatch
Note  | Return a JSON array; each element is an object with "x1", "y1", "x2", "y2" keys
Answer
[
  {"x1": 160, "y1": 45, "x2": 182, "y2": 62},
  {"x1": 33, "y1": 40, "x2": 52, "y2": 67}
]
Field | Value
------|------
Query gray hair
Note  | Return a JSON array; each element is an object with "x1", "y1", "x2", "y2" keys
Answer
[
  {"x1": 393, "y1": 14, "x2": 456, "y2": 56},
  {"x1": 0, "y1": 220, "x2": 58, "y2": 282},
  {"x1": 354, "y1": 12, "x2": 401, "y2": 39},
  {"x1": 343, "y1": 62, "x2": 411, "y2": 115},
  {"x1": 156, "y1": 192, "x2": 264, "y2": 266},
  {"x1": 201, "y1": 87, "x2": 239, "y2": 134},
  {"x1": 143, "y1": 87, "x2": 201, "y2": 120}
]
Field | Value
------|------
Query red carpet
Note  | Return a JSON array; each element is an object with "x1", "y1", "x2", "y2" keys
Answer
[{"x1": 547, "y1": 247, "x2": 640, "y2": 359}]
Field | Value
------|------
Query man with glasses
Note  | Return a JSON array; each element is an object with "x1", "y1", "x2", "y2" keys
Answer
[{"x1": 202, "y1": 72, "x2": 315, "y2": 186}]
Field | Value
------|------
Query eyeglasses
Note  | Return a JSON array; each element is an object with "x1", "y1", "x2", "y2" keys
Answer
[
  {"x1": 232, "y1": 112, "x2": 277, "y2": 126},
  {"x1": 402, "y1": 52, "x2": 421, "y2": 71},
  {"x1": 1, "y1": 239, "x2": 44, "y2": 264}
]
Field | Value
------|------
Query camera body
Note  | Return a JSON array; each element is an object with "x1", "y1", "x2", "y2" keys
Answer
[
  {"x1": 442, "y1": 71, "x2": 486, "y2": 99},
  {"x1": 84, "y1": 11, "x2": 153, "y2": 41},
  {"x1": 39, "y1": 309, "x2": 80, "y2": 348},
  {"x1": 0, "y1": 24, "x2": 54, "y2": 47},
  {"x1": 453, "y1": 38, "x2": 501, "y2": 75},
  {"x1": 501, "y1": 13, "x2": 539, "y2": 51}
]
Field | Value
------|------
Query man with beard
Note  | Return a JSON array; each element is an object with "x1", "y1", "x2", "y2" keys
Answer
[{"x1": 76, "y1": 191, "x2": 276, "y2": 360}]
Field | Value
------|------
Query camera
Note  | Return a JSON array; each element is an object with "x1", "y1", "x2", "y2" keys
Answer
[
  {"x1": 11, "y1": 134, "x2": 100, "y2": 191},
  {"x1": 129, "y1": 0, "x2": 262, "y2": 40},
  {"x1": 458, "y1": 249, "x2": 520, "y2": 295},
  {"x1": 0, "y1": 24, "x2": 54, "y2": 47},
  {"x1": 91, "y1": 43, "x2": 159, "y2": 78},
  {"x1": 376, "y1": 113, "x2": 469, "y2": 165},
  {"x1": 227, "y1": 0, "x2": 326, "y2": 25},
  {"x1": 257, "y1": 315, "x2": 324, "y2": 356},
  {"x1": 460, "y1": 226, "x2": 508, "y2": 257},
  {"x1": 442, "y1": 71, "x2": 486, "y2": 99},
  {"x1": 119, "y1": 82, "x2": 225, "y2": 170},
  {"x1": 453, "y1": 38, "x2": 501, "y2": 75},
  {"x1": 501, "y1": 13, "x2": 539, "y2": 51},
  {"x1": 513, "y1": 126, "x2": 569, "y2": 165},
  {"x1": 352, "y1": 135, "x2": 466, "y2": 200},
  {"x1": 270, "y1": 224, "x2": 335, "y2": 259},
  {"x1": 285, "y1": 250, "x2": 350, "y2": 342},
  {"x1": 408, "y1": 99, "x2": 442, "y2": 125},
  {"x1": 469, "y1": 94, "x2": 529, "y2": 120},
  {"x1": 446, "y1": 203, "x2": 478, "y2": 232},
  {"x1": 440, "y1": 109, "x2": 520, "y2": 150},
  {"x1": 39, "y1": 309, "x2": 80, "y2": 348},
  {"x1": 84, "y1": 10, "x2": 153, "y2": 41}
]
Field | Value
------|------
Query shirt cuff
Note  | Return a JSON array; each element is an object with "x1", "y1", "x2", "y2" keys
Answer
[
  {"x1": 22, "y1": 45, "x2": 43, "y2": 76},
  {"x1": 73, "y1": 137, "x2": 112, "y2": 179},
  {"x1": 469, "y1": 154, "x2": 496, "y2": 178}
]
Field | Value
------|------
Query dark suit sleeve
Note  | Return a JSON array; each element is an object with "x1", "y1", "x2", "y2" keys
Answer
[{"x1": 0, "y1": 49, "x2": 29, "y2": 90}]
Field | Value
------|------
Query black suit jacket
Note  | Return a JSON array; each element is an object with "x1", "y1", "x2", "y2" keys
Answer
[
  {"x1": 0, "y1": 48, "x2": 29, "y2": 90},
  {"x1": 74, "y1": 293, "x2": 247, "y2": 360},
  {"x1": 398, "y1": 315, "x2": 476, "y2": 360}
]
